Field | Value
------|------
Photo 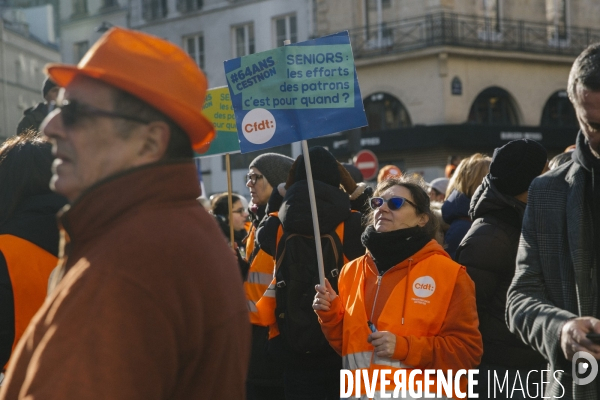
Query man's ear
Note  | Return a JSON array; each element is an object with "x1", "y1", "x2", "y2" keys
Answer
[{"x1": 138, "y1": 121, "x2": 170, "y2": 162}]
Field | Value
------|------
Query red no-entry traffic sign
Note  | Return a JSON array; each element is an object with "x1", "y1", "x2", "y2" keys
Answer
[{"x1": 353, "y1": 150, "x2": 379, "y2": 181}]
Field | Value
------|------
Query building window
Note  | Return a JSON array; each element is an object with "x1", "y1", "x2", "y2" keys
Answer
[
  {"x1": 72, "y1": 0, "x2": 88, "y2": 16},
  {"x1": 468, "y1": 87, "x2": 519, "y2": 126},
  {"x1": 362, "y1": 92, "x2": 412, "y2": 132},
  {"x1": 547, "y1": 0, "x2": 569, "y2": 43},
  {"x1": 274, "y1": 14, "x2": 297, "y2": 46},
  {"x1": 74, "y1": 40, "x2": 89, "y2": 62},
  {"x1": 184, "y1": 34, "x2": 205, "y2": 70},
  {"x1": 541, "y1": 90, "x2": 577, "y2": 127},
  {"x1": 142, "y1": 0, "x2": 168, "y2": 21},
  {"x1": 478, "y1": 0, "x2": 502, "y2": 40},
  {"x1": 366, "y1": 0, "x2": 391, "y2": 10},
  {"x1": 233, "y1": 23, "x2": 255, "y2": 57},
  {"x1": 15, "y1": 61, "x2": 22, "y2": 84},
  {"x1": 178, "y1": 0, "x2": 202, "y2": 13},
  {"x1": 364, "y1": 0, "x2": 393, "y2": 48}
]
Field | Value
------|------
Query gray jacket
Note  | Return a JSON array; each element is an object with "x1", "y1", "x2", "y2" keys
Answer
[{"x1": 506, "y1": 159, "x2": 596, "y2": 400}]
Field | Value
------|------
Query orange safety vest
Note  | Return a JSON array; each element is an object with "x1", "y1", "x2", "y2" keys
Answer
[
  {"x1": 244, "y1": 213, "x2": 278, "y2": 325},
  {"x1": 0, "y1": 234, "x2": 58, "y2": 370},
  {"x1": 256, "y1": 220, "x2": 347, "y2": 339},
  {"x1": 339, "y1": 254, "x2": 463, "y2": 398}
]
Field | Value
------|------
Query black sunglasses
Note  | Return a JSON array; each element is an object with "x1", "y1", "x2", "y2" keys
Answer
[
  {"x1": 246, "y1": 173, "x2": 264, "y2": 185},
  {"x1": 369, "y1": 196, "x2": 418, "y2": 211},
  {"x1": 49, "y1": 99, "x2": 152, "y2": 127}
]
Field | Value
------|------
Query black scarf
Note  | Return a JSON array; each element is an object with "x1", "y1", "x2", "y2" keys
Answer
[{"x1": 361, "y1": 225, "x2": 431, "y2": 275}]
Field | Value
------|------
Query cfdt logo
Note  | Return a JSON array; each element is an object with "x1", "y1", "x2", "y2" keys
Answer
[
  {"x1": 242, "y1": 108, "x2": 276, "y2": 145},
  {"x1": 573, "y1": 351, "x2": 598, "y2": 385},
  {"x1": 412, "y1": 276, "x2": 436, "y2": 298}
]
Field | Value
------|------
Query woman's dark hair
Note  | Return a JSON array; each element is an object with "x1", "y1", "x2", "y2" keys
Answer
[
  {"x1": 211, "y1": 193, "x2": 243, "y2": 220},
  {"x1": 0, "y1": 131, "x2": 53, "y2": 225},
  {"x1": 365, "y1": 175, "x2": 439, "y2": 239}
]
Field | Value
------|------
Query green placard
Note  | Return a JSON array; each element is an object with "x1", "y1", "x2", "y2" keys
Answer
[{"x1": 196, "y1": 86, "x2": 241, "y2": 157}]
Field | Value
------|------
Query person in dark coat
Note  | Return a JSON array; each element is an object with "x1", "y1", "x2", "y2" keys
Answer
[
  {"x1": 506, "y1": 43, "x2": 600, "y2": 400},
  {"x1": 243, "y1": 152, "x2": 293, "y2": 400},
  {"x1": 256, "y1": 146, "x2": 365, "y2": 400},
  {"x1": 16, "y1": 78, "x2": 59, "y2": 135},
  {"x1": 0, "y1": 132, "x2": 67, "y2": 370},
  {"x1": 456, "y1": 139, "x2": 548, "y2": 398}
]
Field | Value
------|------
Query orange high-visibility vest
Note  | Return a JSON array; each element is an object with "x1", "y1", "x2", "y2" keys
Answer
[
  {"x1": 0, "y1": 234, "x2": 57, "y2": 370},
  {"x1": 339, "y1": 254, "x2": 462, "y2": 398},
  {"x1": 244, "y1": 213, "x2": 278, "y2": 325},
  {"x1": 256, "y1": 220, "x2": 347, "y2": 339}
]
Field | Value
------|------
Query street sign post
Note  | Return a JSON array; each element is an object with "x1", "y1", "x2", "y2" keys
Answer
[{"x1": 354, "y1": 149, "x2": 379, "y2": 181}]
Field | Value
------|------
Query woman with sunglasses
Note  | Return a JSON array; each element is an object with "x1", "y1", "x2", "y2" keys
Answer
[{"x1": 313, "y1": 177, "x2": 482, "y2": 398}]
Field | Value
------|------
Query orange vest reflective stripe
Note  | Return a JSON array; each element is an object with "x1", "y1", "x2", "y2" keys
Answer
[
  {"x1": 256, "y1": 220, "x2": 346, "y2": 339},
  {"x1": 0, "y1": 235, "x2": 57, "y2": 370},
  {"x1": 244, "y1": 213, "x2": 278, "y2": 325},
  {"x1": 339, "y1": 254, "x2": 462, "y2": 397}
]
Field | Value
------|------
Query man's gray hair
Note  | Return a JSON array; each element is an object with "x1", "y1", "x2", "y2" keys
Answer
[{"x1": 568, "y1": 42, "x2": 600, "y2": 102}]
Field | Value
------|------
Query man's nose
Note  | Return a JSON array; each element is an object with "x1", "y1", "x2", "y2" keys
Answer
[{"x1": 42, "y1": 109, "x2": 65, "y2": 139}]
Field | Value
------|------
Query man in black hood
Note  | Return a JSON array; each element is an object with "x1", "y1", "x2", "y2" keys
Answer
[
  {"x1": 456, "y1": 139, "x2": 548, "y2": 398},
  {"x1": 16, "y1": 78, "x2": 59, "y2": 135},
  {"x1": 507, "y1": 42, "x2": 600, "y2": 399},
  {"x1": 256, "y1": 146, "x2": 365, "y2": 400}
]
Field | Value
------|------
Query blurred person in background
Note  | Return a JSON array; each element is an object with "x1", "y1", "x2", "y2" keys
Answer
[
  {"x1": 211, "y1": 192, "x2": 250, "y2": 278},
  {"x1": 313, "y1": 176, "x2": 482, "y2": 398},
  {"x1": 456, "y1": 139, "x2": 548, "y2": 398},
  {"x1": 243, "y1": 153, "x2": 293, "y2": 400},
  {"x1": 0, "y1": 132, "x2": 67, "y2": 372},
  {"x1": 211, "y1": 192, "x2": 249, "y2": 250},
  {"x1": 445, "y1": 155, "x2": 461, "y2": 178},
  {"x1": 442, "y1": 153, "x2": 491, "y2": 260},
  {"x1": 377, "y1": 164, "x2": 402, "y2": 183},
  {"x1": 16, "y1": 79, "x2": 59, "y2": 135},
  {"x1": 427, "y1": 177, "x2": 450, "y2": 246},
  {"x1": 427, "y1": 177, "x2": 449, "y2": 203}
]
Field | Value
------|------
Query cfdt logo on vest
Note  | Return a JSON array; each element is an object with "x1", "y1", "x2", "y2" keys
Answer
[
  {"x1": 413, "y1": 276, "x2": 435, "y2": 298},
  {"x1": 242, "y1": 108, "x2": 276, "y2": 145}
]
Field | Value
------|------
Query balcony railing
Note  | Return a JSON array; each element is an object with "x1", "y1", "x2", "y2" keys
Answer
[{"x1": 348, "y1": 12, "x2": 600, "y2": 59}]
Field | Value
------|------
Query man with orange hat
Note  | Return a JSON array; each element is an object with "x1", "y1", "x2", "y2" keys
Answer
[{"x1": 0, "y1": 27, "x2": 250, "y2": 400}]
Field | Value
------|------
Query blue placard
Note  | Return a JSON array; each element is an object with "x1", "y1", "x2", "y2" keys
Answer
[{"x1": 224, "y1": 31, "x2": 368, "y2": 153}]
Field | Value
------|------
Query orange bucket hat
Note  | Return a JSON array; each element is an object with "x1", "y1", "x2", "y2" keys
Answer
[{"x1": 45, "y1": 27, "x2": 214, "y2": 152}]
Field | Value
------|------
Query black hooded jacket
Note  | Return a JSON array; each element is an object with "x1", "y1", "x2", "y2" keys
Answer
[
  {"x1": 0, "y1": 193, "x2": 66, "y2": 366},
  {"x1": 456, "y1": 176, "x2": 546, "y2": 368},
  {"x1": 257, "y1": 180, "x2": 364, "y2": 261}
]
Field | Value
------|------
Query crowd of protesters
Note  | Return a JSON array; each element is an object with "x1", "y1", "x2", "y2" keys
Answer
[{"x1": 0, "y1": 25, "x2": 598, "y2": 400}]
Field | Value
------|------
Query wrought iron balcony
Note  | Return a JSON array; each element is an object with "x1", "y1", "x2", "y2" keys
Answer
[{"x1": 347, "y1": 12, "x2": 600, "y2": 59}]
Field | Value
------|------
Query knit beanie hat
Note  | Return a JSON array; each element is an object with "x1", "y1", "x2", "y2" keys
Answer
[
  {"x1": 42, "y1": 77, "x2": 57, "y2": 99},
  {"x1": 342, "y1": 162, "x2": 364, "y2": 183},
  {"x1": 294, "y1": 146, "x2": 341, "y2": 187},
  {"x1": 489, "y1": 139, "x2": 548, "y2": 196},
  {"x1": 248, "y1": 153, "x2": 294, "y2": 188}
]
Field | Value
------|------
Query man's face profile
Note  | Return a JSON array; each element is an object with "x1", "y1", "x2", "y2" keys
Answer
[
  {"x1": 42, "y1": 76, "x2": 150, "y2": 202},
  {"x1": 573, "y1": 83, "x2": 600, "y2": 158}
]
